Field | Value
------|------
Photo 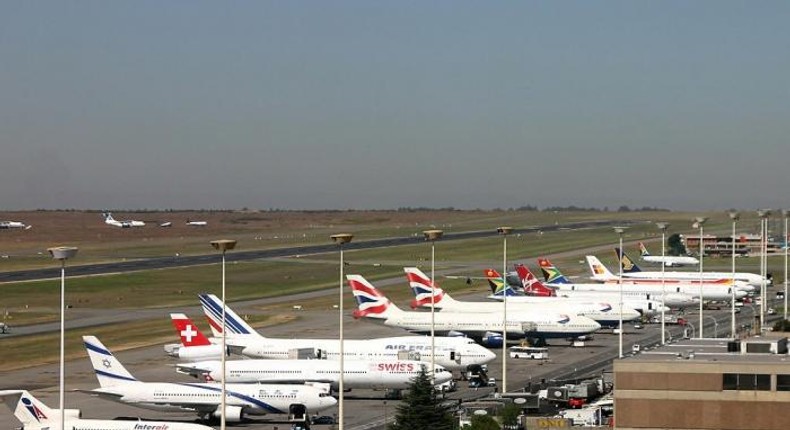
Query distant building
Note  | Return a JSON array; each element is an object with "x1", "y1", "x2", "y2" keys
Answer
[
  {"x1": 681, "y1": 233, "x2": 784, "y2": 257},
  {"x1": 614, "y1": 336, "x2": 790, "y2": 430}
]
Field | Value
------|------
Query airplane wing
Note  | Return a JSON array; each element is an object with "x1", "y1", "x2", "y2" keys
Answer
[{"x1": 74, "y1": 388, "x2": 125, "y2": 399}]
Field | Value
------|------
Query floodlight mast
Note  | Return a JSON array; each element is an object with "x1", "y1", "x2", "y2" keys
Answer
[
  {"x1": 729, "y1": 212, "x2": 740, "y2": 337},
  {"x1": 694, "y1": 217, "x2": 707, "y2": 338},
  {"x1": 497, "y1": 226, "x2": 512, "y2": 393},
  {"x1": 210, "y1": 239, "x2": 236, "y2": 430},
  {"x1": 48, "y1": 246, "x2": 78, "y2": 430},
  {"x1": 656, "y1": 222, "x2": 670, "y2": 345},
  {"x1": 331, "y1": 233, "x2": 353, "y2": 430},
  {"x1": 614, "y1": 227, "x2": 627, "y2": 358},
  {"x1": 423, "y1": 229, "x2": 443, "y2": 383}
]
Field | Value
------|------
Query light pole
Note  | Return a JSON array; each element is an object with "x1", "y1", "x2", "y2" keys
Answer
[
  {"x1": 656, "y1": 223, "x2": 670, "y2": 345},
  {"x1": 330, "y1": 233, "x2": 353, "y2": 430},
  {"x1": 423, "y1": 229, "x2": 443, "y2": 382},
  {"x1": 497, "y1": 226, "x2": 512, "y2": 393},
  {"x1": 704, "y1": 315, "x2": 719, "y2": 338},
  {"x1": 694, "y1": 217, "x2": 708, "y2": 338},
  {"x1": 729, "y1": 212, "x2": 740, "y2": 337},
  {"x1": 48, "y1": 246, "x2": 78, "y2": 430},
  {"x1": 614, "y1": 227, "x2": 627, "y2": 358},
  {"x1": 210, "y1": 239, "x2": 236, "y2": 430},
  {"x1": 758, "y1": 209, "x2": 771, "y2": 330},
  {"x1": 783, "y1": 210, "x2": 788, "y2": 321}
]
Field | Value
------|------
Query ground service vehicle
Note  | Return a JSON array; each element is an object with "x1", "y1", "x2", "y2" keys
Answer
[{"x1": 509, "y1": 346, "x2": 549, "y2": 360}]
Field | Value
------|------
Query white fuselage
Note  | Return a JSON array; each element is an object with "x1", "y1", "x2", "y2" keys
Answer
[
  {"x1": 487, "y1": 293, "x2": 674, "y2": 316},
  {"x1": 179, "y1": 358, "x2": 453, "y2": 389},
  {"x1": 0, "y1": 221, "x2": 27, "y2": 229},
  {"x1": 220, "y1": 335, "x2": 495, "y2": 370},
  {"x1": 619, "y1": 270, "x2": 766, "y2": 288},
  {"x1": 92, "y1": 381, "x2": 336, "y2": 416},
  {"x1": 26, "y1": 419, "x2": 212, "y2": 430},
  {"x1": 641, "y1": 255, "x2": 699, "y2": 267},
  {"x1": 549, "y1": 282, "x2": 744, "y2": 302}
]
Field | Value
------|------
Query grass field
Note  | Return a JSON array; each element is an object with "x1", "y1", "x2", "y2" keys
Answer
[{"x1": 1, "y1": 209, "x2": 785, "y2": 370}]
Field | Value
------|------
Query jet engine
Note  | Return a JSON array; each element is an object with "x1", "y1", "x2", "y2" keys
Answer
[
  {"x1": 213, "y1": 405, "x2": 244, "y2": 422},
  {"x1": 481, "y1": 331, "x2": 504, "y2": 348}
]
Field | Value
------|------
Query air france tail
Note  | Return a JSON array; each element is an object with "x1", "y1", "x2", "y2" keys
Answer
[
  {"x1": 404, "y1": 267, "x2": 446, "y2": 308},
  {"x1": 514, "y1": 264, "x2": 556, "y2": 296},
  {"x1": 171, "y1": 313, "x2": 212, "y2": 347},
  {"x1": 83, "y1": 335, "x2": 138, "y2": 387},
  {"x1": 199, "y1": 293, "x2": 258, "y2": 337},
  {"x1": 614, "y1": 248, "x2": 642, "y2": 273},
  {"x1": 0, "y1": 390, "x2": 53, "y2": 427},
  {"x1": 585, "y1": 255, "x2": 618, "y2": 281},
  {"x1": 537, "y1": 258, "x2": 571, "y2": 284},
  {"x1": 347, "y1": 275, "x2": 400, "y2": 319},
  {"x1": 483, "y1": 268, "x2": 518, "y2": 296}
]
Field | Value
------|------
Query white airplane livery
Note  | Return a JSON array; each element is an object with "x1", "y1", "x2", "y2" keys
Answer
[
  {"x1": 0, "y1": 390, "x2": 214, "y2": 430},
  {"x1": 83, "y1": 336, "x2": 337, "y2": 422},
  {"x1": 349, "y1": 274, "x2": 601, "y2": 346},
  {"x1": 196, "y1": 295, "x2": 495, "y2": 370},
  {"x1": 102, "y1": 212, "x2": 145, "y2": 228},
  {"x1": 0, "y1": 221, "x2": 30, "y2": 230},
  {"x1": 405, "y1": 266, "x2": 640, "y2": 328},
  {"x1": 638, "y1": 242, "x2": 699, "y2": 267}
]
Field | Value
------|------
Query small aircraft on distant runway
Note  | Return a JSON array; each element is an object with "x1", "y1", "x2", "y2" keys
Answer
[
  {"x1": 0, "y1": 221, "x2": 30, "y2": 230},
  {"x1": 186, "y1": 220, "x2": 207, "y2": 226},
  {"x1": 102, "y1": 212, "x2": 145, "y2": 228}
]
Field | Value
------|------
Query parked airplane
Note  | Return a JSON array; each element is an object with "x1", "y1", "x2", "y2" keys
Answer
[
  {"x1": 349, "y1": 274, "x2": 600, "y2": 346},
  {"x1": 405, "y1": 267, "x2": 639, "y2": 328},
  {"x1": 497, "y1": 265, "x2": 677, "y2": 315},
  {"x1": 610, "y1": 249, "x2": 765, "y2": 288},
  {"x1": 102, "y1": 212, "x2": 145, "y2": 228},
  {"x1": 638, "y1": 242, "x2": 699, "y2": 267},
  {"x1": 165, "y1": 313, "x2": 228, "y2": 360},
  {"x1": 195, "y1": 294, "x2": 495, "y2": 371},
  {"x1": 82, "y1": 336, "x2": 336, "y2": 422},
  {"x1": 186, "y1": 220, "x2": 207, "y2": 226},
  {"x1": 564, "y1": 256, "x2": 746, "y2": 302},
  {"x1": 0, "y1": 221, "x2": 30, "y2": 230},
  {"x1": 0, "y1": 389, "x2": 214, "y2": 430}
]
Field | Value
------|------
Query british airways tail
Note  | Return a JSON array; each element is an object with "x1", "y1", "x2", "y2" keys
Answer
[
  {"x1": 347, "y1": 275, "x2": 402, "y2": 320},
  {"x1": 0, "y1": 390, "x2": 53, "y2": 426},
  {"x1": 199, "y1": 293, "x2": 259, "y2": 337},
  {"x1": 614, "y1": 248, "x2": 642, "y2": 273},
  {"x1": 537, "y1": 258, "x2": 571, "y2": 284},
  {"x1": 483, "y1": 268, "x2": 518, "y2": 296},
  {"x1": 514, "y1": 264, "x2": 556, "y2": 296},
  {"x1": 171, "y1": 313, "x2": 212, "y2": 347},
  {"x1": 585, "y1": 255, "x2": 618, "y2": 281},
  {"x1": 638, "y1": 242, "x2": 651, "y2": 257},
  {"x1": 82, "y1": 335, "x2": 138, "y2": 388},
  {"x1": 404, "y1": 267, "x2": 455, "y2": 308}
]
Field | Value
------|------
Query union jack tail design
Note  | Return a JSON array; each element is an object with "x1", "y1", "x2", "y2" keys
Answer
[
  {"x1": 537, "y1": 258, "x2": 571, "y2": 284},
  {"x1": 347, "y1": 275, "x2": 396, "y2": 319},
  {"x1": 404, "y1": 267, "x2": 444, "y2": 309},
  {"x1": 514, "y1": 264, "x2": 556, "y2": 296},
  {"x1": 171, "y1": 313, "x2": 212, "y2": 347}
]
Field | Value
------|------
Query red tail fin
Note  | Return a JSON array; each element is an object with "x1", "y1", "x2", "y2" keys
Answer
[
  {"x1": 483, "y1": 268, "x2": 502, "y2": 279},
  {"x1": 170, "y1": 313, "x2": 212, "y2": 347},
  {"x1": 514, "y1": 264, "x2": 556, "y2": 296}
]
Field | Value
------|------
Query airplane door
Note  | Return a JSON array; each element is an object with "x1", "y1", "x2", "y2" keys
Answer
[{"x1": 450, "y1": 350, "x2": 461, "y2": 364}]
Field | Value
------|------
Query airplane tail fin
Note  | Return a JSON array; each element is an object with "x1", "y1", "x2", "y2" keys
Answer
[
  {"x1": 585, "y1": 255, "x2": 617, "y2": 281},
  {"x1": 483, "y1": 268, "x2": 518, "y2": 296},
  {"x1": 347, "y1": 275, "x2": 400, "y2": 319},
  {"x1": 102, "y1": 212, "x2": 114, "y2": 221},
  {"x1": 199, "y1": 293, "x2": 258, "y2": 337},
  {"x1": 404, "y1": 267, "x2": 447, "y2": 309},
  {"x1": 614, "y1": 248, "x2": 642, "y2": 272},
  {"x1": 0, "y1": 390, "x2": 53, "y2": 426},
  {"x1": 537, "y1": 258, "x2": 571, "y2": 284},
  {"x1": 638, "y1": 242, "x2": 651, "y2": 257},
  {"x1": 171, "y1": 313, "x2": 212, "y2": 347},
  {"x1": 514, "y1": 264, "x2": 556, "y2": 296},
  {"x1": 82, "y1": 336, "x2": 138, "y2": 387}
]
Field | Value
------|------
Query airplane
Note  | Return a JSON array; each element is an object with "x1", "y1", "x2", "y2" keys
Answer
[
  {"x1": 186, "y1": 220, "x2": 207, "y2": 226},
  {"x1": 349, "y1": 274, "x2": 601, "y2": 346},
  {"x1": 610, "y1": 248, "x2": 765, "y2": 288},
  {"x1": 488, "y1": 264, "x2": 676, "y2": 318},
  {"x1": 102, "y1": 212, "x2": 145, "y2": 228},
  {"x1": 0, "y1": 389, "x2": 214, "y2": 430},
  {"x1": 0, "y1": 221, "x2": 30, "y2": 230},
  {"x1": 551, "y1": 256, "x2": 747, "y2": 302},
  {"x1": 169, "y1": 313, "x2": 452, "y2": 390},
  {"x1": 195, "y1": 294, "x2": 495, "y2": 371},
  {"x1": 82, "y1": 336, "x2": 337, "y2": 423},
  {"x1": 405, "y1": 266, "x2": 640, "y2": 328},
  {"x1": 638, "y1": 242, "x2": 699, "y2": 267}
]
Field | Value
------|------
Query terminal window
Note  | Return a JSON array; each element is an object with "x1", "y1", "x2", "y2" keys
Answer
[
  {"x1": 777, "y1": 375, "x2": 790, "y2": 391},
  {"x1": 722, "y1": 373, "x2": 771, "y2": 391}
]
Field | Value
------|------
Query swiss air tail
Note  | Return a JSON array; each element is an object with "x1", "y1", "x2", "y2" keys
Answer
[{"x1": 0, "y1": 389, "x2": 213, "y2": 430}]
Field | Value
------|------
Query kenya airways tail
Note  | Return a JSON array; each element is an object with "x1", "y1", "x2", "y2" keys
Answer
[
  {"x1": 347, "y1": 275, "x2": 403, "y2": 320},
  {"x1": 537, "y1": 258, "x2": 572, "y2": 284},
  {"x1": 483, "y1": 268, "x2": 518, "y2": 296},
  {"x1": 514, "y1": 264, "x2": 556, "y2": 296}
]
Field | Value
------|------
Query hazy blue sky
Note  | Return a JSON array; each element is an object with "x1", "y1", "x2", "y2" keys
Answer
[{"x1": 2, "y1": 1, "x2": 788, "y2": 211}]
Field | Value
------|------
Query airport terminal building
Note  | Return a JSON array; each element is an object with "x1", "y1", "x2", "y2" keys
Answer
[{"x1": 614, "y1": 336, "x2": 790, "y2": 430}]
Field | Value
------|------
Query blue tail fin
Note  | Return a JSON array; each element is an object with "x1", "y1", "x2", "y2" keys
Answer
[{"x1": 614, "y1": 248, "x2": 642, "y2": 273}]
